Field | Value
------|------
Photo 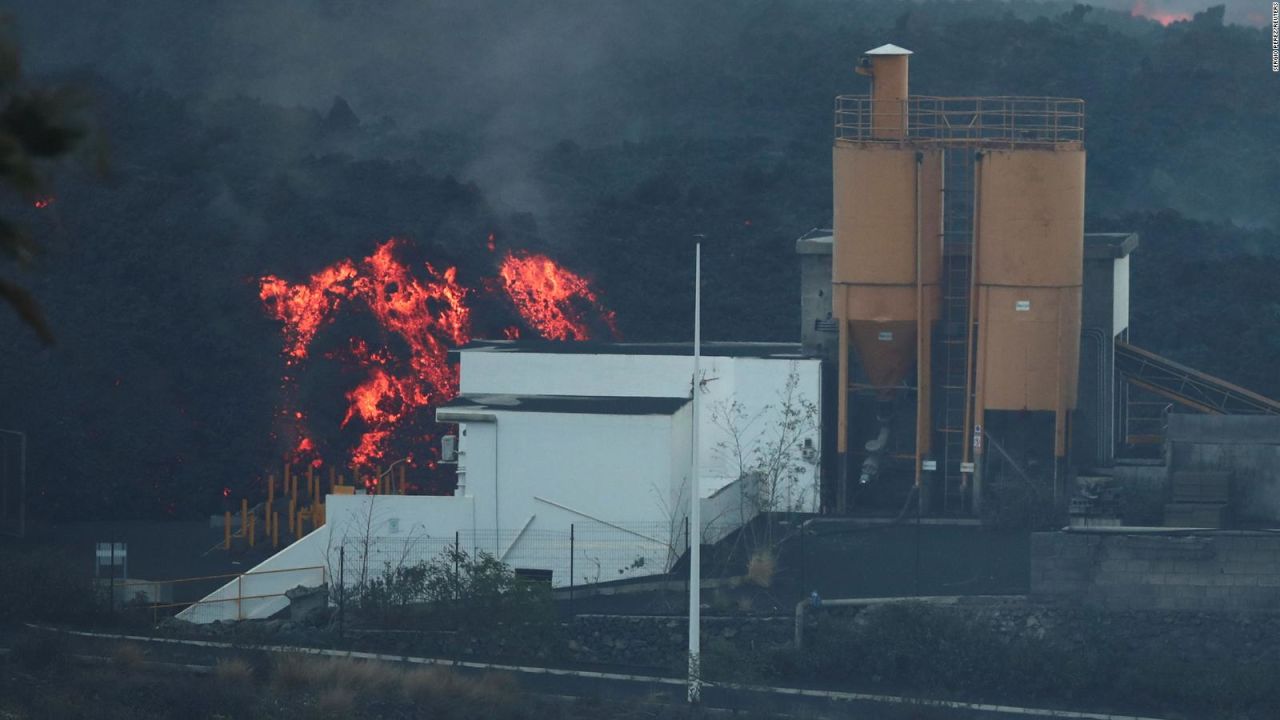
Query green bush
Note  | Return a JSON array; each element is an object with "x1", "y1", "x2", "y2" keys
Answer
[
  {"x1": 347, "y1": 547, "x2": 559, "y2": 661},
  {"x1": 0, "y1": 545, "x2": 105, "y2": 623},
  {"x1": 9, "y1": 628, "x2": 70, "y2": 673}
]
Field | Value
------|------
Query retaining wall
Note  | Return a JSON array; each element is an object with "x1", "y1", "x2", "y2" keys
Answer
[{"x1": 1031, "y1": 529, "x2": 1280, "y2": 611}]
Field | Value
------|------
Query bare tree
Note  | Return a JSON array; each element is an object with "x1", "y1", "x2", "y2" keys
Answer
[{"x1": 710, "y1": 363, "x2": 819, "y2": 581}]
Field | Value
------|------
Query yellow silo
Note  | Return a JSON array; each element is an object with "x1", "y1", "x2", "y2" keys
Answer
[
  {"x1": 830, "y1": 43, "x2": 1086, "y2": 516},
  {"x1": 832, "y1": 44, "x2": 943, "y2": 510},
  {"x1": 970, "y1": 147, "x2": 1085, "y2": 491}
]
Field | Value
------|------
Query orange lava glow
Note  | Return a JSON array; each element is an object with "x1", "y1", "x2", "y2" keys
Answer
[
  {"x1": 1130, "y1": 0, "x2": 1191, "y2": 25},
  {"x1": 260, "y1": 237, "x2": 617, "y2": 471},
  {"x1": 260, "y1": 238, "x2": 470, "y2": 466},
  {"x1": 498, "y1": 250, "x2": 619, "y2": 342}
]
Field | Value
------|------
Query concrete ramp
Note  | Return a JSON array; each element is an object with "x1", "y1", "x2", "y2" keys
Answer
[{"x1": 175, "y1": 524, "x2": 331, "y2": 623}]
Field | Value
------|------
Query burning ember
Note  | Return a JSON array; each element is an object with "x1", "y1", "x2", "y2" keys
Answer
[
  {"x1": 498, "y1": 250, "x2": 620, "y2": 342},
  {"x1": 33, "y1": 196, "x2": 54, "y2": 209},
  {"x1": 1130, "y1": 0, "x2": 1191, "y2": 26},
  {"x1": 259, "y1": 237, "x2": 617, "y2": 472}
]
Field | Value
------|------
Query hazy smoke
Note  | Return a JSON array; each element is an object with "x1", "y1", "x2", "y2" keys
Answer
[{"x1": 1080, "y1": 0, "x2": 1266, "y2": 26}]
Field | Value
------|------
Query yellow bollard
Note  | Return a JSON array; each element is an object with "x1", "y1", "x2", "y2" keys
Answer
[
  {"x1": 328, "y1": 466, "x2": 336, "y2": 495},
  {"x1": 272, "y1": 512, "x2": 280, "y2": 548},
  {"x1": 296, "y1": 509, "x2": 306, "y2": 538},
  {"x1": 224, "y1": 511, "x2": 231, "y2": 550},
  {"x1": 307, "y1": 466, "x2": 315, "y2": 502},
  {"x1": 267, "y1": 473, "x2": 275, "y2": 506},
  {"x1": 248, "y1": 514, "x2": 255, "y2": 548},
  {"x1": 288, "y1": 498, "x2": 296, "y2": 535}
]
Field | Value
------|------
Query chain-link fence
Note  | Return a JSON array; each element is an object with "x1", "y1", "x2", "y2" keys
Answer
[{"x1": 332, "y1": 520, "x2": 682, "y2": 595}]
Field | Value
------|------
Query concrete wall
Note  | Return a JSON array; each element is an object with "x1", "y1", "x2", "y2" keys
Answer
[
  {"x1": 796, "y1": 233, "x2": 835, "y2": 360},
  {"x1": 457, "y1": 350, "x2": 822, "y2": 500},
  {"x1": 1167, "y1": 414, "x2": 1280, "y2": 522},
  {"x1": 1031, "y1": 529, "x2": 1280, "y2": 611}
]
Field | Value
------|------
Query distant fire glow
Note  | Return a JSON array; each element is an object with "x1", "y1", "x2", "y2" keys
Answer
[
  {"x1": 259, "y1": 237, "x2": 616, "y2": 471},
  {"x1": 498, "y1": 251, "x2": 620, "y2": 342},
  {"x1": 33, "y1": 196, "x2": 54, "y2": 209},
  {"x1": 1130, "y1": 0, "x2": 1191, "y2": 25}
]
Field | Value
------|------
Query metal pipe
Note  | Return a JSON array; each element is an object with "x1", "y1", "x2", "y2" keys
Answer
[
  {"x1": 837, "y1": 317, "x2": 849, "y2": 514},
  {"x1": 688, "y1": 242, "x2": 703, "y2": 704},
  {"x1": 914, "y1": 151, "x2": 925, "y2": 494},
  {"x1": 961, "y1": 152, "x2": 982, "y2": 470}
]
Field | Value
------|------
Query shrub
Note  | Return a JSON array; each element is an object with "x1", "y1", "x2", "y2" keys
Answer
[
  {"x1": 9, "y1": 629, "x2": 69, "y2": 673},
  {"x1": 0, "y1": 546, "x2": 105, "y2": 623},
  {"x1": 745, "y1": 550, "x2": 776, "y2": 588},
  {"x1": 110, "y1": 643, "x2": 145, "y2": 671}
]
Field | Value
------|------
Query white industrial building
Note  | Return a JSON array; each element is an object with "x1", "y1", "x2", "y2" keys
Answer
[{"x1": 181, "y1": 341, "x2": 822, "y2": 622}]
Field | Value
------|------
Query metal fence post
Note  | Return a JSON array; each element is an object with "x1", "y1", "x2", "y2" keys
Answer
[
  {"x1": 109, "y1": 542, "x2": 116, "y2": 614},
  {"x1": 454, "y1": 530, "x2": 461, "y2": 601},
  {"x1": 569, "y1": 523, "x2": 575, "y2": 614},
  {"x1": 338, "y1": 545, "x2": 345, "y2": 640}
]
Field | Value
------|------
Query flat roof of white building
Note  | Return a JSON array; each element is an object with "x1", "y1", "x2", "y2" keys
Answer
[
  {"x1": 440, "y1": 394, "x2": 689, "y2": 416},
  {"x1": 454, "y1": 340, "x2": 807, "y2": 359}
]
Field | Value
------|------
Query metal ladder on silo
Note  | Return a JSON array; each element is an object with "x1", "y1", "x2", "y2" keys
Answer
[{"x1": 937, "y1": 148, "x2": 976, "y2": 516}]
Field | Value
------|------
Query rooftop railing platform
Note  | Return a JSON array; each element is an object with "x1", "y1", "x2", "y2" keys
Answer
[{"x1": 835, "y1": 95, "x2": 1085, "y2": 147}]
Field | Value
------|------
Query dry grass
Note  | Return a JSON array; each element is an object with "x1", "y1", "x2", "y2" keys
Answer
[
  {"x1": 399, "y1": 666, "x2": 521, "y2": 717},
  {"x1": 746, "y1": 549, "x2": 776, "y2": 588},
  {"x1": 315, "y1": 684, "x2": 356, "y2": 718},
  {"x1": 338, "y1": 658, "x2": 401, "y2": 695},
  {"x1": 401, "y1": 665, "x2": 463, "y2": 705},
  {"x1": 271, "y1": 654, "x2": 405, "y2": 703},
  {"x1": 271, "y1": 653, "x2": 325, "y2": 694},
  {"x1": 110, "y1": 643, "x2": 145, "y2": 671},
  {"x1": 213, "y1": 658, "x2": 253, "y2": 686},
  {"x1": 473, "y1": 671, "x2": 520, "y2": 707}
]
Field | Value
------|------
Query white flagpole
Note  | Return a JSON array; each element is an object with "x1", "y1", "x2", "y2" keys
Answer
[{"x1": 688, "y1": 242, "x2": 702, "y2": 704}]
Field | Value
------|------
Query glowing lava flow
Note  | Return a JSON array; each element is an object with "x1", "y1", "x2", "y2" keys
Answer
[
  {"x1": 498, "y1": 250, "x2": 619, "y2": 341},
  {"x1": 259, "y1": 238, "x2": 617, "y2": 472},
  {"x1": 259, "y1": 238, "x2": 470, "y2": 467}
]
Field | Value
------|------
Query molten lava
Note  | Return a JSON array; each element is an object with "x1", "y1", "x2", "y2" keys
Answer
[
  {"x1": 259, "y1": 238, "x2": 470, "y2": 467},
  {"x1": 259, "y1": 237, "x2": 617, "y2": 473},
  {"x1": 498, "y1": 250, "x2": 619, "y2": 342}
]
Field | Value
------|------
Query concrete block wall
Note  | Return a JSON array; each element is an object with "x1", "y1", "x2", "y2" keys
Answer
[
  {"x1": 1167, "y1": 414, "x2": 1280, "y2": 523},
  {"x1": 1032, "y1": 530, "x2": 1280, "y2": 611}
]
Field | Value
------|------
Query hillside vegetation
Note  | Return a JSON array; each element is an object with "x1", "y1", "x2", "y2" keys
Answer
[{"x1": 1, "y1": 2, "x2": 1276, "y2": 520}]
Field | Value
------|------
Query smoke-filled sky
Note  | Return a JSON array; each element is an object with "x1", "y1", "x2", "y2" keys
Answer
[{"x1": 1093, "y1": 0, "x2": 1269, "y2": 25}]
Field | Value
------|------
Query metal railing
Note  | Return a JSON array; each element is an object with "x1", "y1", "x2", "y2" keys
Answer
[
  {"x1": 118, "y1": 564, "x2": 327, "y2": 623},
  {"x1": 1116, "y1": 342, "x2": 1280, "y2": 415},
  {"x1": 835, "y1": 95, "x2": 1085, "y2": 147}
]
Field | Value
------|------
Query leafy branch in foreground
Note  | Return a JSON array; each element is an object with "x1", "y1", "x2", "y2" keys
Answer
[{"x1": 0, "y1": 17, "x2": 97, "y2": 344}]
